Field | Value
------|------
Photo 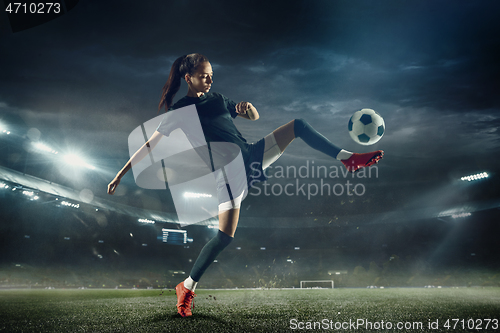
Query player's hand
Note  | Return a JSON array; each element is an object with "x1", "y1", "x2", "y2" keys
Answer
[
  {"x1": 236, "y1": 101, "x2": 252, "y2": 114},
  {"x1": 107, "y1": 177, "x2": 121, "y2": 195}
]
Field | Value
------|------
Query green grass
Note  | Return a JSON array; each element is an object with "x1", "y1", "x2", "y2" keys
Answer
[{"x1": 0, "y1": 288, "x2": 499, "y2": 332}]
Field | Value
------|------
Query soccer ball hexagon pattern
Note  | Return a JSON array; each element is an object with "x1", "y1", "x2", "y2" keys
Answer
[{"x1": 348, "y1": 109, "x2": 385, "y2": 145}]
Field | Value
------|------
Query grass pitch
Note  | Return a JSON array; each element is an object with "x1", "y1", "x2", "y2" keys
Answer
[{"x1": 0, "y1": 288, "x2": 499, "y2": 332}]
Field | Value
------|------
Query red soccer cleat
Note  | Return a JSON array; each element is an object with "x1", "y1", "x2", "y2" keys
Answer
[
  {"x1": 175, "y1": 281, "x2": 196, "y2": 317},
  {"x1": 341, "y1": 150, "x2": 384, "y2": 173}
]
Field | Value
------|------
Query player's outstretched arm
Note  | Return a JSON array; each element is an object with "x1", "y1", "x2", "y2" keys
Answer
[
  {"x1": 236, "y1": 102, "x2": 259, "y2": 120},
  {"x1": 107, "y1": 130, "x2": 164, "y2": 195}
]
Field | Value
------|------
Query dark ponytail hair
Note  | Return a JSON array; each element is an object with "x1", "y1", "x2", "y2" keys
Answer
[{"x1": 158, "y1": 53, "x2": 209, "y2": 112}]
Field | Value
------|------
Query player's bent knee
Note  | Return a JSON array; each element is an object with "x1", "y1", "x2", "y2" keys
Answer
[
  {"x1": 294, "y1": 118, "x2": 306, "y2": 127},
  {"x1": 293, "y1": 118, "x2": 308, "y2": 138}
]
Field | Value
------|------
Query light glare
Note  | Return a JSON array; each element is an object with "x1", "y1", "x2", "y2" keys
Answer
[
  {"x1": 452, "y1": 212, "x2": 471, "y2": 218},
  {"x1": 61, "y1": 201, "x2": 79, "y2": 209},
  {"x1": 63, "y1": 153, "x2": 95, "y2": 170},
  {"x1": 32, "y1": 142, "x2": 58, "y2": 154},
  {"x1": 138, "y1": 218, "x2": 155, "y2": 224},
  {"x1": 0, "y1": 122, "x2": 10, "y2": 135},
  {"x1": 461, "y1": 172, "x2": 489, "y2": 182},
  {"x1": 183, "y1": 192, "x2": 212, "y2": 198}
]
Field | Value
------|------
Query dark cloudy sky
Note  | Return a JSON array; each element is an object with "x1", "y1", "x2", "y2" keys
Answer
[{"x1": 1, "y1": 0, "x2": 499, "y2": 223}]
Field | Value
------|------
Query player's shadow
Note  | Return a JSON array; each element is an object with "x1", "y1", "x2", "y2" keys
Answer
[{"x1": 148, "y1": 312, "x2": 229, "y2": 325}]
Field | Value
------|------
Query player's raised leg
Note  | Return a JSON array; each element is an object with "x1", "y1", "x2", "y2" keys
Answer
[{"x1": 271, "y1": 119, "x2": 383, "y2": 172}]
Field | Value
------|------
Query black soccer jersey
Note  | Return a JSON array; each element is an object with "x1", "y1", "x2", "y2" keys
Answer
[{"x1": 165, "y1": 92, "x2": 266, "y2": 184}]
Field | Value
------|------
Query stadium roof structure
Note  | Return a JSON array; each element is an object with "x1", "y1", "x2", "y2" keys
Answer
[
  {"x1": 1, "y1": 165, "x2": 498, "y2": 228},
  {"x1": 0, "y1": 165, "x2": 216, "y2": 227}
]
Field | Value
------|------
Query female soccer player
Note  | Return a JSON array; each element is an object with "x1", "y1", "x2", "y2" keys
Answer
[{"x1": 107, "y1": 53, "x2": 383, "y2": 317}]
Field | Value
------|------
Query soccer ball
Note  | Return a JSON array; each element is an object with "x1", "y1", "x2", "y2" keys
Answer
[{"x1": 348, "y1": 109, "x2": 385, "y2": 145}]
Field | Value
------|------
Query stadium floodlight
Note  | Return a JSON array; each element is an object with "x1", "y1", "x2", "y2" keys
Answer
[
  {"x1": 0, "y1": 121, "x2": 10, "y2": 135},
  {"x1": 452, "y1": 212, "x2": 471, "y2": 218},
  {"x1": 138, "y1": 218, "x2": 155, "y2": 224},
  {"x1": 22, "y1": 190, "x2": 39, "y2": 200},
  {"x1": 460, "y1": 172, "x2": 489, "y2": 182},
  {"x1": 183, "y1": 192, "x2": 213, "y2": 198},
  {"x1": 61, "y1": 200, "x2": 79, "y2": 209},
  {"x1": 32, "y1": 141, "x2": 58, "y2": 154},
  {"x1": 63, "y1": 153, "x2": 95, "y2": 170}
]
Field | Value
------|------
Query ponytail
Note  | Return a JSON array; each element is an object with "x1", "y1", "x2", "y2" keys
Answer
[
  {"x1": 158, "y1": 53, "x2": 209, "y2": 113},
  {"x1": 158, "y1": 55, "x2": 185, "y2": 113}
]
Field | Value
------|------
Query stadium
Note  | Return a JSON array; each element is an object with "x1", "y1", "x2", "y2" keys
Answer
[{"x1": 1, "y1": 1, "x2": 500, "y2": 332}]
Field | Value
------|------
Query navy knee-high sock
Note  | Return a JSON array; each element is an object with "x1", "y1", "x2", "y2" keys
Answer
[
  {"x1": 293, "y1": 118, "x2": 342, "y2": 159},
  {"x1": 189, "y1": 230, "x2": 233, "y2": 282}
]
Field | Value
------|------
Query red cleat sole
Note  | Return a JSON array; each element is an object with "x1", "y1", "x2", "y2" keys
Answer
[{"x1": 342, "y1": 150, "x2": 384, "y2": 173}]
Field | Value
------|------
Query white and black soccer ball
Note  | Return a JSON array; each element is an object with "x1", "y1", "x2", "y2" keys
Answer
[{"x1": 348, "y1": 109, "x2": 385, "y2": 145}]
